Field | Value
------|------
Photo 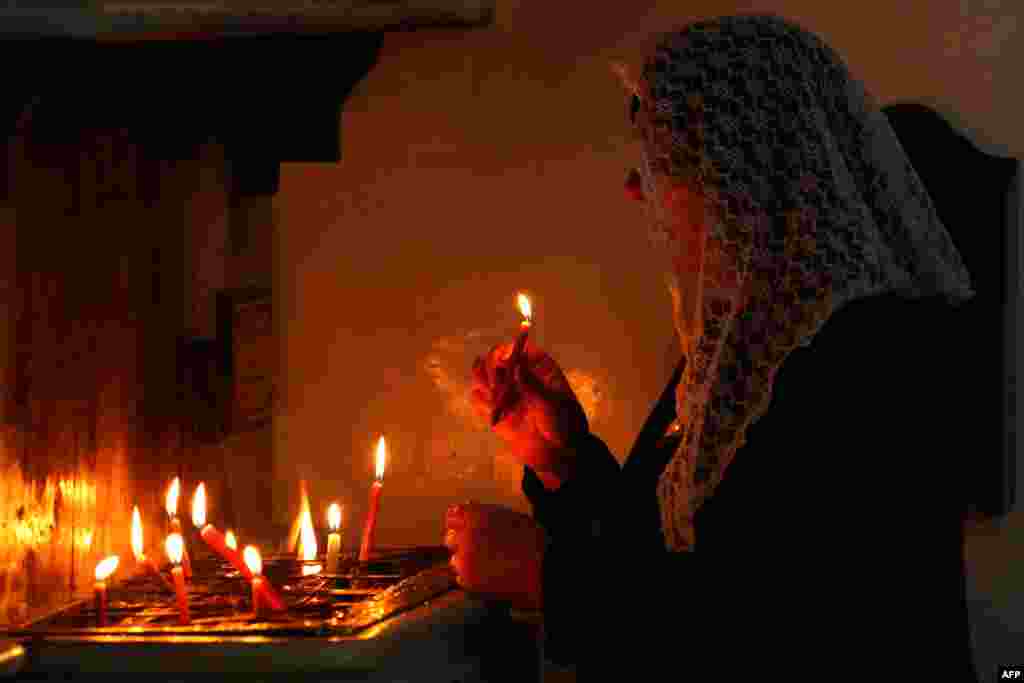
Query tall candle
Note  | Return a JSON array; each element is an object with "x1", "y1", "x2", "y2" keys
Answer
[
  {"x1": 166, "y1": 533, "x2": 190, "y2": 626},
  {"x1": 131, "y1": 506, "x2": 174, "y2": 593},
  {"x1": 242, "y1": 546, "x2": 286, "y2": 614},
  {"x1": 358, "y1": 437, "x2": 387, "y2": 563},
  {"x1": 191, "y1": 483, "x2": 253, "y2": 580},
  {"x1": 326, "y1": 503, "x2": 342, "y2": 574},
  {"x1": 297, "y1": 505, "x2": 321, "y2": 576},
  {"x1": 94, "y1": 556, "x2": 119, "y2": 627},
  {"x1": 165, "y1": 478, "x2": 192, "y2": 580},
  {"x1": 491, "y1": 292, "x2": 534, "y2": 426},
  {"x1": 243, "y1": 546, "x2": 266, "y2": 617}
]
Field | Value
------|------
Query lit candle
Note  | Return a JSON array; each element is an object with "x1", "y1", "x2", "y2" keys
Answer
[
  {"x1": 358, "y1": 437, "x2": 387, "y2": 563},
  {"x1": 491, "y1": 292, "x2": 534, "y2": 426},
  {"x1": 287, "y1": 480, "x2": 310, "y2": 555},
  {"x1": 131, "y1": 506, "x2": 174, "y2": 593},
  {"x1": 165, "y1": 477, "x2": 193, "y2": 580},
  {"x1": 225, "y1": 530, "x2": 238, "y2": 551},
  {"x1": 242, "y1": 545, "x2": 286, "y2": 615},
  {"x1": 244, "y1": 545, "x2": 267, "y2": 617},
  {"x1": 191, "y1": 483, "x2": 253, "y2": 581},
  {"x1": 326, "y1": 503, "x2": 342, "y2": 574},
  {"x1": 94, "y1": 555, "x2": 119, "y2": 627},
  {"x1": 165, "y1": 533, "x2": 190, "y2": 625},
  {"x1": 297, "y1": 504, "x2": 321, "y2": 576}
]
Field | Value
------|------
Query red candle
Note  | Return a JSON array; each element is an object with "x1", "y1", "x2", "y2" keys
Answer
[
  {"x1": 169, "y1": 519, "x2": 193, "y2": 580},
  {"x1": 491, "y1": 293, "x2": 533, "y2": 426},
  {"x1": 358, "y1": 437, "x2": 388, "y2": 563},
  {"x1": 258, "y1": 576, "x2": 286, "y2": 612},
  {"x1": 166, "y1": 478, "x2": 192, "y2": 580},
  {"x1": 93, "y1": 556, "x2": 119, "y2": 627},
  {"x1": 192, "y1": 483, "x2": 253, "y2": 580},
  {"x1": 201, "y1": 525, "x2": 254, "y2": 580},
  {"x1": 166, "y1": 533, "x2": 191, "y2": 626},
  {"x1": 242, "y1": 546, "x2": 286, "y2": 614}
]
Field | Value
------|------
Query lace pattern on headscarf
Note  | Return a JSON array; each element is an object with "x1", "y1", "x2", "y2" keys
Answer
[{"x1": 632, "y1": 14, "x2": 974, "y2": 551}]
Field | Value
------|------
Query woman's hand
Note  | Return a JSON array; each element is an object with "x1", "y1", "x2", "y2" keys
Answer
[
  {"x1": 471, "y1": 340, "x2": 588, "y2": 490},
  {"x1": 444, "y1": 502, "x2": 545, "y2": 610}
]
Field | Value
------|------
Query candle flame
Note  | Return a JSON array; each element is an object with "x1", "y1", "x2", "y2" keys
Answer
[
  {"x1": 225, "y1": 530, "x2": 237, "y2": 551},
  {"x1": 375, "y1": 436, "x2": 387, "y2": 481},
  {"x1": 303, "y1": 564, "x2": 323, "y2": 576},
  {"x1": 191, "y1": 482, "x2": 207, "y2": 528},
  {"x1": 517, "y1": 292, "x2": 532, "y2": 323},
  {"x1": 166, "y1": 532, "x2": 184, "y2": 565},
  {"x1": 131, "y1": 506, "x2": 144, "y2": 561},
  {"x1": 288, "y1": 481, "x2": 310, "y2": 554},
  {"x1": 95, "y1": 555, "x2": 119, "y2": 582},
  {"x1": 166, "y1": 477, "x2": 180, "y2": 518},
  {"x1": 327, "y1": 503, "x2": 342, "y2": 532},
  {"x1": 243, "y1": 545, "x2": 262, "y2": 576},
  {"x1": 298, "y1": 507, "x2": 317, "y2": 563}
]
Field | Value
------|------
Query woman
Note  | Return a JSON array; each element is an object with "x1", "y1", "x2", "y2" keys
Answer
[{"x1": 445, "y1": 14, "x2": 979, "y2": 680}]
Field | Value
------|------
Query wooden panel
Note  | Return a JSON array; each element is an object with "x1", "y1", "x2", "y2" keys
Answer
[{"x1": 0, "y1": 119, "x2": 222, "y2": 624}]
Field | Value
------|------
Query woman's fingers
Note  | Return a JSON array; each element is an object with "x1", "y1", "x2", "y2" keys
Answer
[
  {"x1": 515, "y1": 361, "x2": 556, "y2": 413},
  {"x1": 472, "y1": 357, "x2": 489, "y2": 386},
  {"x1": 474, "y1": 342, "x2": 589, "y2": 450},
  {"x1": 470, "y1": 386, "x2": 493, "y2": 415},
  {"x1": 445, "y1": 505, "x2": 467, "y2": 576},
  {"x1": 484, "y1": 344, "x2": 518, "y2": 393},
  {"x1": 515, "y1": 362, "x2": 581, "y2": 447}
]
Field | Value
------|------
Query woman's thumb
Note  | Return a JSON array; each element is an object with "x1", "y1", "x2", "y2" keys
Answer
[
  {"x1": 514, "y1": 361, "x2": 551, "y2": 408},
  {"x1": 514, "y1": 361, "x2": 584, "y2": 445}
]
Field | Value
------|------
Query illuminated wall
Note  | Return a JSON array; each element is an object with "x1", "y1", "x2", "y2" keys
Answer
[
  {"x1": 0, "y1": 127, "x2": 227, "y2": 624},
  {"x1": 274, "y1": 0, "x2": 1021, "y2": 542}
]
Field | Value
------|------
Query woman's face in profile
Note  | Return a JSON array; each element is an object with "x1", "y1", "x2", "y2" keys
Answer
[
  {"x1": 625, "y1": 159, "x2": 741, "y2": 300},
  {"x1": 616, "y1": 66, "x2": 747, "y2": 354}
]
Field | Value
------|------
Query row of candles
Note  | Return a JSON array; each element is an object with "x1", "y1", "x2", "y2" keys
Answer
[
  {"x1": 92, "y1": 435, "x2": 391, "y2": 627},
  {"x1": 90, "y1": 292, "x2": 535, "y2": 628}
]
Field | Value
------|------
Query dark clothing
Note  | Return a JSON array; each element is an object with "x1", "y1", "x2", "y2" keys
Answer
[{"x1": 523, "y1": 294, "x2": 978, "y2": 680}]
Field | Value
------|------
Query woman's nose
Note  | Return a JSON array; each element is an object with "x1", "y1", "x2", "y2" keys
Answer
[{"x1": 625, "y1": 168, "x2": 645, "y2": 201}]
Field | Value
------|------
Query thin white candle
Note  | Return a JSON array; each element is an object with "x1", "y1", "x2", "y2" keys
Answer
[{"x1": 326, "y1": 503, "x2": 342, "y2": 574}]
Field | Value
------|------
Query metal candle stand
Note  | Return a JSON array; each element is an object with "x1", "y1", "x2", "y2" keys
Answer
[{"x1": 3, "y1": 547, "x2": 453, "y2": 637}]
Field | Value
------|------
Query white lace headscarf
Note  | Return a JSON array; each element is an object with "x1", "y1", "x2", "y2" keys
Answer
[{"x1": 623, "y1": 15, "x2": 974, "y2": 551}]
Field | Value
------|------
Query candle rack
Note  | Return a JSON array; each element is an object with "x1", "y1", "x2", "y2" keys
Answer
[
  {"x1": 0, "y1": 546, "x2": 543, "y2": 680},
  {"x1": 3, "y1": 546, "x2": 453, "y2": 638}
]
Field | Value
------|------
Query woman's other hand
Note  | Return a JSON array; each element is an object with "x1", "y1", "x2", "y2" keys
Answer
[
  {"x1": 471, "y1": 340, "x2": 588, "y2": 490},
  {"x1": 444, "y1": 502, "x2": 545, "y2": 610}
]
